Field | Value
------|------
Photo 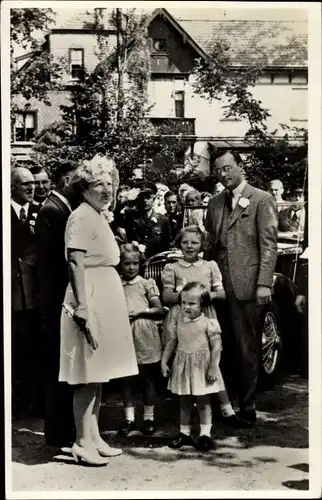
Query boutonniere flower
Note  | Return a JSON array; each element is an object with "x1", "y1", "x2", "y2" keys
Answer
[
  {"x1": 101, "y1": 209, "x2": 114, "y2": 223},
  {"x1": 238, "y1": 197, "x2": 250, "y2": 209},
  {"x1": 151, "y1": 216, "x2": 157, "y2": 223}
]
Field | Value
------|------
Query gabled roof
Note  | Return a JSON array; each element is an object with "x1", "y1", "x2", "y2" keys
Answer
[
  {"x1": 177, "y1": 18, "x2": 308, "y2": 68},
  {"x1": 148, "y1": 8, "x2": 209, "y2": 61}
]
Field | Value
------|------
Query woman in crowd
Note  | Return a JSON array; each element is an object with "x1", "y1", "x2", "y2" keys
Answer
[
  {"x1": 184, "y1": 188, "x2": 205, "y2": 230},
  {"x1": 59, "y1": 154, "x2": 138, "y2": 466}
]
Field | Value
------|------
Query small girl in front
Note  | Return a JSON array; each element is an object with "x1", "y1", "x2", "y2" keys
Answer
[
  {"x1": 118, "y1": 243, "x2": 163, "y2": 437},
  {"x1": 161, "y1": 225, "x2": 240, "y2": 428},
  {"x1": 161, "y1": 281, "x2": 222, "y2": 451}
]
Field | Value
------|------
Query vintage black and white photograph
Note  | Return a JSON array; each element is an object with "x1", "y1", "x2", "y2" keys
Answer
[{"x1": 3, "y1": 0, "x2": 321, "y2": 497}]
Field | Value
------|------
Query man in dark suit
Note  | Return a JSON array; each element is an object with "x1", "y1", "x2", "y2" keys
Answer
[
  {"x1": 164, "y1": 191, "x2": 183, "y2": 245},
  {"x1": 205, "y1": 151, "x2": 278, "y2": 426},
  {"x1": 278, "y1": 187, "x2": 306, "y2": 235},
  {"x1": 35, "y1": 161, "x2": 78, "y2": 447},
  {"x1": 123, "y1": 181, "x2": 171, "y2": 258},
  {"x1": 11, "y1": 167, "x2": 41, "y2": 418}
]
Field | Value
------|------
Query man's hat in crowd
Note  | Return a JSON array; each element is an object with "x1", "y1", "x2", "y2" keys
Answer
[{"x1": 136, "y1": 181, "x2": 158, "y2": 196}]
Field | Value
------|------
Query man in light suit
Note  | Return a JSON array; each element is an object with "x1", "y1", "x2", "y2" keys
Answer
[
  {"x1": 205, "y1": 151, "x2": 278, "y2": 426},
  {"x1": 35, "y1": 161, "x2": 78, "y2": 447}
]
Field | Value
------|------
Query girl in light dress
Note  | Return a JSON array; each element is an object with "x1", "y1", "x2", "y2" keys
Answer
[
  {"x1": 118, "y1": 243, "x2": 164, "y2": 437},
  {"x1": 161, "y1": 281, "x2": 222, "y2": 451},
  {"x1": 161, "y1": 225, "x2": 241, "y2": 431}
]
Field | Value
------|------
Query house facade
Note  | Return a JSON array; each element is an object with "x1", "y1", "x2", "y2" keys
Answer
[{"x1": 12, "y1": 8, "x2": 308, "y2": 172}]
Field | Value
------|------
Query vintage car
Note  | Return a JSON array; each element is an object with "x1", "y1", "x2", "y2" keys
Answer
[{"x1": 143, "y1": 200, "x2": 306, "y2": 386}]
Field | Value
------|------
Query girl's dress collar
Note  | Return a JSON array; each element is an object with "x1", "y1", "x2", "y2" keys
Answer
[
  {"x1": 178, "y1": 258, "x2": 203, "y2": 268},
  {"x1": 121, "y1": 275, "x2": 142, "y2": 286},
  {"x1": 182, "y1": 313, "x2": 204, "y2": 323}
]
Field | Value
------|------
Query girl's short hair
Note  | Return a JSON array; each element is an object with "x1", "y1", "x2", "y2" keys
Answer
[
  {"x1": 119, "y1": 243, "x2": 143, "y2": 262},
  {"x1": 174, "y1": 224, "x2": 206, "y2": 250},
  {"x1": 179, "y1": 281, "x2": 212, "y2": 309},
  {"x1": 185, "y1": 188, "x2": 201, "y2": 202}
]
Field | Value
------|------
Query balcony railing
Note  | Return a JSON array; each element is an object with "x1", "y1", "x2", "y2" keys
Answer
[{"x1": 150, "y1": 117, "x2": 195, "y2": 136}]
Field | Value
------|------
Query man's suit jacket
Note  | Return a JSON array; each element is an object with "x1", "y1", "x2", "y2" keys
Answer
[
  {"x1": 278, "y1": 207, "x2": 305, "y2": 234},
  {"x1": 11, "y1": 205, "x2": 39, "y2": 312},
  {"x1": 205, "y1": 183, "x2": 278, "y2": 301},
  {"x1": 35, "y1": 192, "x2": 71, "y2": 326}
]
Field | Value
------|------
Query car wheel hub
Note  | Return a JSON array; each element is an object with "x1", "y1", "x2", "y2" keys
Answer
[{"x1": 262, "y1": 311, "x2": 281, "y2": 376}]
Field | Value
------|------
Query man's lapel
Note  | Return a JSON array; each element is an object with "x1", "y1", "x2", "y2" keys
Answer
[
  {"x1": 228, "y1": 183, "x2": 253, "y2": 229},
  {"x1": 214, "y1": 193, "x2": 226, "y2": 236}
]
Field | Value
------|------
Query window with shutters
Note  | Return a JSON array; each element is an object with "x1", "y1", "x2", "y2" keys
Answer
[
  {"x1": 69, "y1": 48, "x2": 84, "y2": 80},
  {"x1": 13, "y1": 112, "x2": 37, "y2": 142}
]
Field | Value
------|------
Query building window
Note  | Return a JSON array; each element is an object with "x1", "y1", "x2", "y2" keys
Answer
[
  {"x1": 13, "y1": 112, "x2": 36, "y2": 142},
  {"x1": 152, "y1": 39, "x2": 167, "y2": 53},
  {"x1": 175, "y1": 91, "x2": 185, "y2": 118},
  {"x1": 69, "y1": 48, "x2": 84, "y2": 80},
  {"x1": 291, "y1": 88, "x2": 308, "y2": 122}
]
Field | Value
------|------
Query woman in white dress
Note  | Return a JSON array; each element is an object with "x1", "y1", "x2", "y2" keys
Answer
[{"x1": 59, "y1": 154, "x2": 138, "y2": 466}]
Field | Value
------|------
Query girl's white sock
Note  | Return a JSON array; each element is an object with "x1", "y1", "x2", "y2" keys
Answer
[
  {"x1": 124, "y1": 406, "x2": 135, "y2": 422},
  {"x1": 180, "y1": 425, "x2": 191, "y2": 436},
  {"x1": 220, "y1": 403, "x2": 235, "y2": 417},
  {"x1": 144, "y1": 405, "x2": 154, "y2": 421},
  {"x1": 200, "y1": 424, "x2": 212, "y2": 437}
]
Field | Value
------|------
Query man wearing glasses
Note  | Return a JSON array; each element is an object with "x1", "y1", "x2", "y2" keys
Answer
[
  {"x1": 205, "y1": 151, "x2": 278, "y2": 427},
  {"x1": 11, "y1": 166, "x2": 41, "y2": 418}
]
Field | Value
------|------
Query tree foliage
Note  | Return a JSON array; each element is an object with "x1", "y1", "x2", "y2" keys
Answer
[
  {"x1": 11, "y1": 8, "x2": 65, "y2": 116},
  {"x1": 31, "y1": 8, "x2": 153, "y2": 181}
]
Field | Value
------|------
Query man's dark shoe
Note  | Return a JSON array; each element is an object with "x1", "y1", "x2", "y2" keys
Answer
[
  {"x1": 239, "y1": 409, "x2": 257, "y2": 427},
  {"x1": 118, "y1": 420, "x2": 136, "y2": 436},
  {"x1": 195, "y1": 435, "x2": 214, "y2": 452},
  {"x1": 142, "y1": 419, "x2": 156, "y2": 435},
  {"x1": 169, "y1": 432, "x2": 194, "y2": 449},
  {"x1": 222, "y1": 414, "x2": 248, "y2": 429}
]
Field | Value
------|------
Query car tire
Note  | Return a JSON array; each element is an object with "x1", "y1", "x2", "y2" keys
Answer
[{"x1": 259, "y1": 301, "x2": 285, "y2": 387}]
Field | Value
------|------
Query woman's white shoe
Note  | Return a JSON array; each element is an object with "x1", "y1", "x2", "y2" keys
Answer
[
  {"x1": 96, "y1": 441, "x2": 123, "y2": 457},
  {"x1": 71, "y1": 443, "x2": 109, "y2": 466}
]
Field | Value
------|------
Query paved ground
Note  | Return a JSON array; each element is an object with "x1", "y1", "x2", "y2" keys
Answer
[{"x1": 10, "y1": 375, "x2": 309, "y2": 494}]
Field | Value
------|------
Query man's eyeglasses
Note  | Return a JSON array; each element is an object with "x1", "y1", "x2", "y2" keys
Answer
[{"x1": 214, "y1": 165, "x2": 234, "y2": 174}]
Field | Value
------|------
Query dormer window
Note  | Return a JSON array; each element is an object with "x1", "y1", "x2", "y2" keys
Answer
[
  {"x1": 152, "y1": 39, "x2": 167, "y2": 53},
  {"x1": 69, "y1": 48, "x2": 84, "y2": 80}
]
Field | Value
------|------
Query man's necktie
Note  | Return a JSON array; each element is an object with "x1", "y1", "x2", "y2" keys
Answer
[
  {"x1": 292, "y1": 211, "x2": 299, "y2": 223},
  {"x1": 20, "y1": 207, "x2": 27, "y2": 224},
  {"x1": 225, "y1": 191, "x2": 234, "y2": 213}
]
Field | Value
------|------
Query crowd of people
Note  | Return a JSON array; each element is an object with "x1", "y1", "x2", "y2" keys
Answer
[{"x1": 10, "y1": 151, "x2": 307, "y2": 466}]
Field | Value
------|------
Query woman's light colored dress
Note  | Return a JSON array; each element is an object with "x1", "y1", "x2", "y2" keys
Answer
[
  {"x1": 59, "y1": 202, "x2": 138, "y2": 385},
  {"x1": 121, "y1": 275, "x2": 162, "y2": 365},
  {"x1": 167, "y1": 313, "x2": 224, "y2": 396}
]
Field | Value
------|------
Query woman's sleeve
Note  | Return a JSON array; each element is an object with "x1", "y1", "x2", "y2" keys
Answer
[
  {"x1": 161, "y1": 263, "x2": 176, "y2": 289},
  {"x1": 210, "y1": 260, "x2": 224, "y2": 290},
  {"x1": 65, "y1": 210, "x2": 92, "y2": 251},
  {"x1": 145, "y1": 278, "x2": 160, "y2": 299}
]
